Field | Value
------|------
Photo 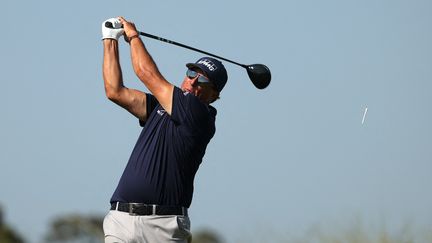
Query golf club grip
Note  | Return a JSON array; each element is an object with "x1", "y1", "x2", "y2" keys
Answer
[
  {"x1": 105, "y1": 22, "x2": 119, "y2": 28},
  {"x1": 105, "y1": 21, "x2": 246, "y2": 68}
]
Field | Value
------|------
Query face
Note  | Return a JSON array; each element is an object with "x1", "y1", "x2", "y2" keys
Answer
[{"x1": 181, "y1": 68, "x2": 218, "y2": 103}]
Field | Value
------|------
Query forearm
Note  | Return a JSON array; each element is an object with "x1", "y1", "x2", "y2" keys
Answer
[
  {"x1": 119, "y1": 16, "x2": 173, "y2": 114},
  {"x1": 103, "y1": 39, "x2": 124, "y2": 99},
  {"x1": 129, "y1": 37, "x2": 167, "y2": 93}
]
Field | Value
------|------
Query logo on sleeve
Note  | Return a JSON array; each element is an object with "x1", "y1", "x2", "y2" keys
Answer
[{"x1": 157, "y1": 109, "x2": 166, "y2": 116}]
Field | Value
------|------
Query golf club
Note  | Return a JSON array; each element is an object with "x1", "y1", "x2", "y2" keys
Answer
[{"x1": 105, "y1": 22, "x2": 271, "y2": 89}]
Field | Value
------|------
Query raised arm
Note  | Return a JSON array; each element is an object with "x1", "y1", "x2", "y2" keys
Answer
[
  {"x1": 119, "y1": 17, "x2": 174, "y2": 115},
  {"x1": 102, "y1": 18, "x2": 149, "y2": 121}
]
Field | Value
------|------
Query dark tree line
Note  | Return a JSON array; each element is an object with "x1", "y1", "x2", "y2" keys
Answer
[
  {"x1": 0, "y1": 206, "x2": 24, "y2": 243},
  {"x1": 0, "y1": 205, "x2": 222, "y2": 243}
]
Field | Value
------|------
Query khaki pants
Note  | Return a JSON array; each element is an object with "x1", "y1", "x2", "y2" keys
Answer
[{"x1": 103, "y1": 210, "x2": 192, "y2": 243}]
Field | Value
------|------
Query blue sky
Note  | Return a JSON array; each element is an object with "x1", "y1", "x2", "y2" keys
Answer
[{"x1": 1, "y1": 0, "x2": 432, "y2": 242}]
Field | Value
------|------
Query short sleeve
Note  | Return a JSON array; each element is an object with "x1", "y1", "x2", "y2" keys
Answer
[
  {"x1": 170, "y1": 87, "x2": 215, "y2": 133},
  {"x1": 139, "y1": 93, "x2": 159, "y2": 127}
]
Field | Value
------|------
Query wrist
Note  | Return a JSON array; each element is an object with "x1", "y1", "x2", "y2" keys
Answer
[
  {"x1": 128, "y1": 34, "x2": 140, "y2": 42},
  {"x1": 126, "y1": 32, "x2": 140, "y2": 43},
  {"x1": 102, "y1": 38, "x2": 118, "y2": 42},
  {"x1": 126, "y1": 31, "x2": 139, "y2": 38}
]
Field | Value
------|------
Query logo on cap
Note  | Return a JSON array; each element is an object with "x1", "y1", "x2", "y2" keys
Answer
[{"x1": 197, "y1": 59, "x2": 218, "y2": 71}]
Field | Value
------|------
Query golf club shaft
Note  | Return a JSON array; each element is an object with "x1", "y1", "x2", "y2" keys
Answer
[
  {"x1": 138, "y1": 31, "x2": 247, "y2": 69},
  {"x1": 104, "y1": 21, "x2": 271, "y2": 89},
  {"x1": 105, "y1": 22, "x2": 246, "y2": 68}
]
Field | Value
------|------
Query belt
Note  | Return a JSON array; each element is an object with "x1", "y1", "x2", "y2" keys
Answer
[{"x1": 110, "y1": 202, "x2": 188, "y2": 216}]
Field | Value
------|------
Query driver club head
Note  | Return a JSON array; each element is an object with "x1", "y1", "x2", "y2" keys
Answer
[{"x1": 246, "y1": 64, "x2": 271, "y2": 89}]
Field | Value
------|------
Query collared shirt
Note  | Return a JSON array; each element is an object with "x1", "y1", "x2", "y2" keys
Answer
[{"x1": 110, "y1": 87, "x2": 216, "y2": 207}]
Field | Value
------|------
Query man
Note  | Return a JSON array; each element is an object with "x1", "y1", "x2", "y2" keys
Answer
[{"x1": 101, "y1": 17, "x2": 228, "y2": 243}]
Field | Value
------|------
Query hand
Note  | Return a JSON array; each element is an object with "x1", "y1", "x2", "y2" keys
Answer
[
  {"x1": 118, "y1": 17, "x2": 139, "y2": 42},
  {"x1": 102, "y1": 17, "x2": 124, "y2": 40}
]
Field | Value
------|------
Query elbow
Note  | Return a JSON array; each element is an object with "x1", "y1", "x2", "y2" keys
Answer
[
  {"x1": 104, "y1": 86, "x2": 120, "y2": 103},
  {"x1": 135, "y1": 68, "x2": 162, "y2": 90},
  {"x1": 134, "y1": 63, "x2": 157, "y2": 84}
]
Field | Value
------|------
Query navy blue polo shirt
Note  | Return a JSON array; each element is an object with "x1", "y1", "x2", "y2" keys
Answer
[{"x1": 110, "y1": 87, "x2": 216, "y2": 207}]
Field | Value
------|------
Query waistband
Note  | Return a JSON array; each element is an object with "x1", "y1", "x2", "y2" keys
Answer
[{"x1": 110, "y1": 202, "x2": 188, "y2": 216}]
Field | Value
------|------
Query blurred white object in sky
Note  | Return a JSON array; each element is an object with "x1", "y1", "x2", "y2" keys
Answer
[{"x1": 362, "y1": 107, "x2": 368, "y2": 124}]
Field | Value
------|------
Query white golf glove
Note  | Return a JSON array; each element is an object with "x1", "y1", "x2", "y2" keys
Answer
[{"x1": 101, "y1": 18, "x2": 124, "y2": 40}]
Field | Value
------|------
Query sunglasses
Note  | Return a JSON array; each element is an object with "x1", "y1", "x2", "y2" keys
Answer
[{"x1": 186, "y1": 69, "x2": 212, "y2": 85}]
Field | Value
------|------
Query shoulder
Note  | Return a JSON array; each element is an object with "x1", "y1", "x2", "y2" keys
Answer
[{"x1": 171, "y1": 87, "x2": 216, "y2": 128}]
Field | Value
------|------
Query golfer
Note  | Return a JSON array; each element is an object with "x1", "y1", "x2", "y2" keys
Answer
[{"x1": 101, "y1": 16, "x2": 228, "y2": 242}]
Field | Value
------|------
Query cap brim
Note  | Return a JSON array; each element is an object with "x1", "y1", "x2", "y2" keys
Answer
[
  {"x1": 186, "y1": 63, "x2": 212, "y2": 80},
  {"x1": 186, "y1": 63, "x2": 207, "y2": 75}
]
